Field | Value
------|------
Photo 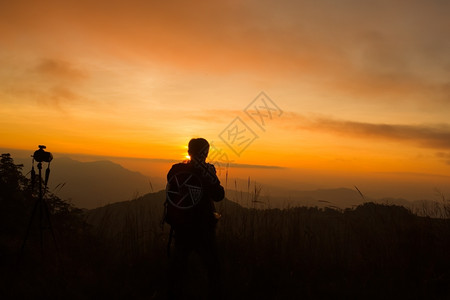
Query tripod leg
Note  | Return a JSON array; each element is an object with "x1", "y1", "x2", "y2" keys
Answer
[
  {"x1": 43, "y1": 199, "x2": 59, "y2": 252},
  {"x1": 18, "y1": 197, "x2": 40, "y2": 261},
  {"x1": 39, "y1": 198, "x2": 43, "y2": 255}
]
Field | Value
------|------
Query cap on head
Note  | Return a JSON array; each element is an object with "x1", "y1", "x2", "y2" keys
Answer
[{"x1": 188, "y1": 138, "x2": 209, "y2": 160}]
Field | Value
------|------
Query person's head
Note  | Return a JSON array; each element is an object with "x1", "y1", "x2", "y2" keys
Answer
[{"x1": 188, "y1": 138, "x2": 209, "y2": 162}]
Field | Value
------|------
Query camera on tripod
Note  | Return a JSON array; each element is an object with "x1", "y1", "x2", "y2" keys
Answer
[
  {"x1": 19, "y1": 145, "x2": 57, "y2": 259},
  {"x1": 33, "y1": 145, "x2": 53, "y2": 163}
]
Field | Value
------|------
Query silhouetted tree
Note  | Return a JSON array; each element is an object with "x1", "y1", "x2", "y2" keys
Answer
[
  {"x1": 0, "y1": 153, "x2": 83, "y2": 239},
  {"x1": 0, "y1": 153, "x2": 30, "y2": 236},
  {"x1": 0, "y1": 153, "x2": 28, "y2": 193}
]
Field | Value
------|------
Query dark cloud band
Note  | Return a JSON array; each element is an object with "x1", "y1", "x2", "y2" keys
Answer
[{"x1": 298, "y1": 115, "x2": 450, "y2": 150}]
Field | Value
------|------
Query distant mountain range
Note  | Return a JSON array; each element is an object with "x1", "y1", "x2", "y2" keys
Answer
[
  {"x1": 223, "y1": 187, "x2": 427, "y2": 211},
  {"x1": 11, "y1": 155, "x2": 440, "y2": 215},
  {"x1": 225, "y1": 187, "x2": 365, "y2": 209},
  {"x1": 15, "y1": 156, "x2": 153, "y2": 209}
]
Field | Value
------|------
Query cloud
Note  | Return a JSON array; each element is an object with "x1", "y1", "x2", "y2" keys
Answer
[
  {"x1": 294, "y1": 114, "x2": 450, "y2": 150},
  {"x1": 0, "y1": 57, "x2": 89, "y2": 111},
  {"x1": 436, "y1": 152, "x2": 450, "y2": 165},
  {"x1": 1, "y1": 0, "x2": 449, "y2": 108},
  {"x1": 3, "y1": 82, "x2": 84, "y2": 110},
  {"x1": 3, "y1": 1, "x2": 448, "y2": 75},
  {"x1": 35, "y1": 59, "x2": 87, "y2": 80},
  {"x1": 44, "y1": 85, "x2": 83, "y2": 107}
]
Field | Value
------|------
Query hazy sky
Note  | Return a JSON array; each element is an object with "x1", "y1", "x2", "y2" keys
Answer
[{"x1": 1, "y1": 0, "x2": 449, "y2": 200}]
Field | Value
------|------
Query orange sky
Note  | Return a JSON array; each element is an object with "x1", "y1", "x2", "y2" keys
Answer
[{"x1": 1, "y1": 0, "x2": 450, "y2": 200}]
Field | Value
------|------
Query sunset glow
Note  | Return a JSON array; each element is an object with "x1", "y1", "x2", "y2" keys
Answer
[{"x1": 1, "y1": 0, "x2": 450, "y2": 200}]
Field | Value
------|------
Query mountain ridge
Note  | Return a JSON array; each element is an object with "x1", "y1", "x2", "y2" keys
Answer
[
  {"x1": 11, "y1": 155, "x2": 434, "y2": 213},
  {"x1": 15, "y1": 156, "x2": 153, "y2": 209}
]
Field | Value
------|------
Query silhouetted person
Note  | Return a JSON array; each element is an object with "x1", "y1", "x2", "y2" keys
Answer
[{"x1": 166, "y1": 138, "x2": 225, "y2": 299}]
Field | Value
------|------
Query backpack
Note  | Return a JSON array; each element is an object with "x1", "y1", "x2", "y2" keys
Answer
[{"x1": 164, "y1": 169, "x2": 204, "y2": 227}]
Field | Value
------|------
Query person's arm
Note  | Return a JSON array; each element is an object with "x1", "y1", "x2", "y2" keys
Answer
[
  {"x1": 205, "y1": 164, "x2": 225, "y2": 202},
  {"x1": 209, "y1": 182, "x2": 224, "y2": 202}
]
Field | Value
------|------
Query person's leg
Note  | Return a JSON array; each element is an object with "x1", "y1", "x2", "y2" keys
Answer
[
  {"x1": 198, "y1": 229, "x2": 222, "y2": 299},
  {"x1": 168, "y1": 230, "x2": 192, "y2": 299}
]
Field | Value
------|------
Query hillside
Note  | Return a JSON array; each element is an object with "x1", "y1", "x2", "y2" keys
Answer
[
  {"x1": 85, "y1": 190, "x2": 243, "y2": 239},
  {"x1": 80, "y1": 191, "x2": 450, "y2": 299},
  {"x1": 3, "y1": 175, "x2": 450, "y2": 299}
]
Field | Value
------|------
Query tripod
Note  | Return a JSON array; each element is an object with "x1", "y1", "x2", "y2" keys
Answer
[{"x1": 19, "y1": 160, "x2": 58, "y2": 258}]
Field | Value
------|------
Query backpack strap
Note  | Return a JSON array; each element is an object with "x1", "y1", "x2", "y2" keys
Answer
[
  {"x1": 167, "y1": 226, "x2": 174, "y2": 258},
  {"x1": 161, "y1": 199, "x2": 168, "y2": 230}
]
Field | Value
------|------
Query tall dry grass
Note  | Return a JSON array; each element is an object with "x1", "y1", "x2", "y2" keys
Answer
[
  {"x1": 10, "y1": 187, "x2": 450, "y2": 299},
  {"x1": 81, "y1": 186, "x2": 450, "y2": 299}
]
